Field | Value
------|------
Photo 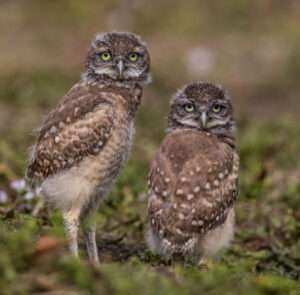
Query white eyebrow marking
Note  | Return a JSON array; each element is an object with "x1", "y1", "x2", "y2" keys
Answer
[{"x1": 178, "y1": 118, "x2": 199, "y2": 128}]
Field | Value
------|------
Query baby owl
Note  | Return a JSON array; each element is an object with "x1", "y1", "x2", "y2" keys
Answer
[
  {"x1": 26, "y1": 32, "x2": 151, "y2": 264},
  {"x1": 147, "y1": 82, "x2": 239, "y2": 263}
]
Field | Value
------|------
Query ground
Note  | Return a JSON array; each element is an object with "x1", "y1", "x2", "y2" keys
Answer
[{"x1": 1, "y1": 1, "x2": 300, "y2": 294}]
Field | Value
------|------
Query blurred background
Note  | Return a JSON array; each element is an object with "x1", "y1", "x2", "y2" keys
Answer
[{"x1": 1, "y1": 1, "x2": 300, "y2": 293}]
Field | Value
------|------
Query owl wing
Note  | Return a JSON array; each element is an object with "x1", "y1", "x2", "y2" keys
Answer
[
  {"x1": 148, "y1": 130, "x2": 239, "y2": 242},
  {"x1": 171, "y1": 145, "x2": 239, "y2": 238},
  {"x1": 148, "y1": 150, "x2": 177, "y2": 237},
  {"x1": 26, "y1": 82, "x2": 116, "y2": 182}
]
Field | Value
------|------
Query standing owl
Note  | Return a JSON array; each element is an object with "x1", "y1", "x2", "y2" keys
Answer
[
  {"x1": 147, "y1": 82, "x2": 239, "y2": 263},
  {"x1": 26, "y1": 32, "x2": 151, "y2": 264}
]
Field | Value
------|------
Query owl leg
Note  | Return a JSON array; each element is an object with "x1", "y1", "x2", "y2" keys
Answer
[
  {"x1": 81, "y1": 204, "x2": 100, "y2": 264},
  {"x1": 63, "y1": 208, "x2": 81, "y2": 258},
  {"x1": 83, "y1": 222, "x2": 99, "y2": 264}
]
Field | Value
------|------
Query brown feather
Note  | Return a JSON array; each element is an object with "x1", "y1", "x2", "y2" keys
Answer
[
  {"x1": 26, "y1": 81, "x2": 140, "y2": 182},
  {"x1": 148, "y1": 129, "x2": 239, "y2": 245}
]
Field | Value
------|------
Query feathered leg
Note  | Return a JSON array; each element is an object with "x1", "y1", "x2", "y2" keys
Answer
[
  {"x1": 81, "y1": 203, "x2": 100, "y2": 264},
  {"x1": 63, "y1": 208, "x2": 81, "y2": 257},
  {"x1": 83, "y1": 222, "x2": 99, "y2": 264}
]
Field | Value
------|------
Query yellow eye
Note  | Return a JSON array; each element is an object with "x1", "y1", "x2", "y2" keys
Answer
[
  {"x1": 100, "y1": 52, "x2": 111, "y2": 61},
  {"x1": 129, "y1": 53, "x2": 139, "y2": 62},
  {"x1": 184, "y1": 104, "x2": 194, "y2": 112},
  {"x1": 212, "y1": 104, "x2": 222, "y2": 113}
]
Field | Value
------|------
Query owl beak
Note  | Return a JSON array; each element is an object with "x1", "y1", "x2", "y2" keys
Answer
[
  {"x1": 200, "y1": 112, "x2": 208, "y2": 128},
  {"x1": 116, "y1": 60, "x2": 125, "y2": 78}
]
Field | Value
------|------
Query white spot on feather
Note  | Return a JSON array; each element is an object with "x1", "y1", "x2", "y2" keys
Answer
[
  {"x1": 187, "y1": 193, "x2": 194, "y2": 200},
  {"x1": 193, "y1": 186, "x2": 200, "y2": 193}
]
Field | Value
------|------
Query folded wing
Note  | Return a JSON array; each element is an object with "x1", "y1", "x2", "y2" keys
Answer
[{"x1": 26, "y1": 83, "x2": 116, "y2": 182}]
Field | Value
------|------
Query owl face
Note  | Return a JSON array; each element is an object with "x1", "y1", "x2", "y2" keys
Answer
[
  {"x1": 86, "y1": 32, "x2": 151, "y2": 85},
  {"x1": 168, "y1": 82, "x2": 235, "y2": 136}
]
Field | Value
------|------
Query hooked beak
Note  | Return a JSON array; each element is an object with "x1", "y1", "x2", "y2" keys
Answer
[
  {"x1": 200, "y1": 112, "x2": 208, "y2": 128},
  {"x1": 116, "y1": 60, "x2": 125, "y2": 78}
]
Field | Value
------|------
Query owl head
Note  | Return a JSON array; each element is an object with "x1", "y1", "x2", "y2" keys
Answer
[
  {"x1": 167, "y1": 82, "x2": 236, "y2": 137},
  {"x1": 84, "y1": 32, "x2": 151, "y2": 86}
]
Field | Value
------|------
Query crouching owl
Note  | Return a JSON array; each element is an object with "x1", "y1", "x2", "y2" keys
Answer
[{"x1": 147, "y1": 82, "x2": 239, "y2": 263}]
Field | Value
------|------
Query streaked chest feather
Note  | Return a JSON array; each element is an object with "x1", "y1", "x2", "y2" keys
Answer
[
  {"x1": 41, "y1": 106, "x2": 134, "y2": 210},
  {"x1": 66, "y1": 104, "x2": 134, "y2": 187},
  {"x1": 80, "y1": 117, "x2": 134, "y2": 184}
]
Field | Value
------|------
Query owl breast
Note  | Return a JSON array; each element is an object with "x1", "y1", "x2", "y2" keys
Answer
[
  {"x1": 91, "y1": 116, "x2": 134, "y2": 193},
  {"x1": 41, "y1": 103, "x2": 134, "y2": 212}
]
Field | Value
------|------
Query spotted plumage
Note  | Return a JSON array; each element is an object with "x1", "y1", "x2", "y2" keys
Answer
[
  {"x1": 27, "y1": 84, "x2": 142, "y2": 181},
  {"x1": 26, "y1": 32, "x2": 151, "y2": 264},
  {"x1": 147, "y1": 82, "x2": 239, "y2": 263}
]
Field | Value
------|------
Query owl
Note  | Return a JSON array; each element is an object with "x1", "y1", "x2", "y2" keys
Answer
[
  {"x1": 26, "y1": 32, "x2": 151, "y2": 264},
  {"x1": 147, "y1": 82, "x2": 239, "y2": 264}
]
